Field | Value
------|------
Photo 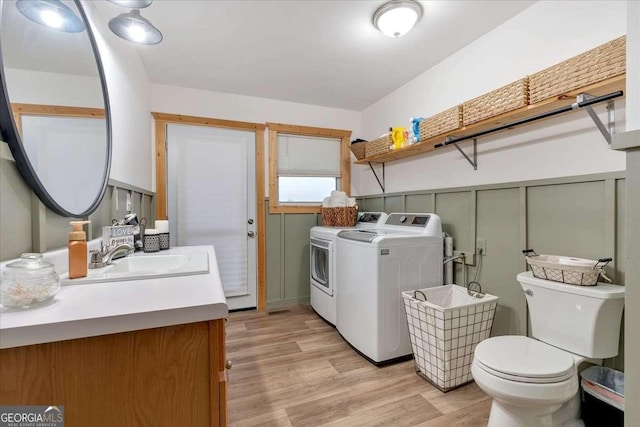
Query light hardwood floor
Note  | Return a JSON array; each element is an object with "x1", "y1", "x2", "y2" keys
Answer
[{"x1": 227, "y1": 305, "x2": 491, "y2": 427}]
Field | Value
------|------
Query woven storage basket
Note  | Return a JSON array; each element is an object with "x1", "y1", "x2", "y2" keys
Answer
[
  {"x1": 321, "y1": 206, "x2": 358, "y2": 227},
  {"x1": 403, "y1": 285, "x2": 498, "y2": 392},
  {"x1": 529, "y1": 36, "x2": 626, "y2": 104},
  {"x1": 419, "y1": 106, "x2": 463, "y2": 141},
  {"x1": 365, "y1": 134, "x2": 391, "y2": 158},
  {"x1": 522, "y1": 250, "x2": 611, "y2": 286},
  {"x1": 463, "y1": 78, "x2": 530, "y2": 126},
  {"x1": 350, "y1": 142, "x2": 366, "y2": 160}
]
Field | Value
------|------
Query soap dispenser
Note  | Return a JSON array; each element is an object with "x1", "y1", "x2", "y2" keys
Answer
[{"x1": 69, "y1": 220, "x2": 90, "y2": 279}]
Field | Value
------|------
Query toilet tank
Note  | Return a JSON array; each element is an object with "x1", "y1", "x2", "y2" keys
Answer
[{"x1": 517, "y1": 271, "x2": 624, "y2": 359}]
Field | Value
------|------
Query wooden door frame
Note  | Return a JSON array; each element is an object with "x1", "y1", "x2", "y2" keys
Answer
[{"x1": 153, "y1": 112, "x2": 267, "y2": 311}]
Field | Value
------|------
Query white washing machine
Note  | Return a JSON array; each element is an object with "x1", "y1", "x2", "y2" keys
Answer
[
  {"x1": 310, "y1": 212, "x2": 387, "y2": 326},
  {"x1": 336, "y1": 213, "x2": 443, "y2": 364}
]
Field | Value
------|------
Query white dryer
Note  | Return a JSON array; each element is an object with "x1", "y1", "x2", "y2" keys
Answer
[
  {"x1": 336, "y1": 213, "x2": 443, "y2": 364},
  {"x1": 310, "y1": 212, "x2": 387, "y2": 326}
]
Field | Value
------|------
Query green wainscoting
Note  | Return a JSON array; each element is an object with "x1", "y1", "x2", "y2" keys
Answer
[
  {"x1": 1, "y1": 144, "x2": 153, "y2": 260},
  {"x1": 265, "y1": 171, "x2": 626, "y2": 370},
  {"x1": 266, "y1": 210, "x2": 318, "y2": 308},
  {"x1": 476, "y1": 188, "x2": 523, "y2": 337}
]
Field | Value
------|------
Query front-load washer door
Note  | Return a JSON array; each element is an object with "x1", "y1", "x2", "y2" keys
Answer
[{"x1": 310, "y1": 238, "x2": 333, "y2": 296}]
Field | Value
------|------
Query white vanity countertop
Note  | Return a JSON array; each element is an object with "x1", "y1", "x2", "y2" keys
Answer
[{"x1": 0, "y1": 245, "x2": 228, "y2": 349}]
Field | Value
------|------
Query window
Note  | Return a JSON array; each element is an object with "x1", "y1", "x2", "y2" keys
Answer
[{"x1": 268, "y1": 122, "x2": 351, "y2": 213}]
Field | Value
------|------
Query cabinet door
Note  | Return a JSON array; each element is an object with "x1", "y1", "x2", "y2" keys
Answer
[
  {"x1": 210, "y1": 319, "x2": 227, "y2": 427},
  {"x1": 0, "y1": 322, "x2": 212, "y2": 426}
]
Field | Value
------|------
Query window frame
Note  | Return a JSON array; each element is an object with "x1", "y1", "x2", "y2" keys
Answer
[{"x1": 267, "y1": 122, "x2": 351, "y2": 214}]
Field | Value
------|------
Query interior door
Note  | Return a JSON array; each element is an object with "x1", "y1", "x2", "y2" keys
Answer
[{"x1": 167, "y1": 124, "x2": 257, "y2": 310}]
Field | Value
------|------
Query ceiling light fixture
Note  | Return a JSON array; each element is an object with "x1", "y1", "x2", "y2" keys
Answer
[
  {"x1": 108, "y1": 9, "x2": 162, "y2": 45},
  {"x1": 107, "y1": 0, "x2": 153, "y2": 9},
  {"x1": 373, "y1": 0, "x2": 423, "y2": 38},
  {"x1": 15, "y1": 0, "x2": 85, "y2": 33}
]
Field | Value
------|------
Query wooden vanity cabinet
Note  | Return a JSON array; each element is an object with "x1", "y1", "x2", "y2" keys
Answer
[{"x1": 0, "y1": 319, "x2": 228, "y2": 426}]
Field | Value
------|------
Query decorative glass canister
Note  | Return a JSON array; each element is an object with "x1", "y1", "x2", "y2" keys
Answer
[{"x1": 0, "y1": 253, "x2": 61, "y2": 308}]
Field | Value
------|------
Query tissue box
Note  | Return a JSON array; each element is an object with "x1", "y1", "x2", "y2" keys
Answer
[{"x1": 102, "y1": 225, "x2": 135, "y2": 251}]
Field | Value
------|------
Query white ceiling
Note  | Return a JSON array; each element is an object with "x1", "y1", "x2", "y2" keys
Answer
[{"x1": 106, "y1": 1, "x2": 535, "y2": 111}]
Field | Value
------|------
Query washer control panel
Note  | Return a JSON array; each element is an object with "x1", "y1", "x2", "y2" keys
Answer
[
  {"x1": 357, "y1": 212, "x2": 383, "y2": 224},
  {"x1": 385, "y1": 213, "x2": 431, "y2": 228}
]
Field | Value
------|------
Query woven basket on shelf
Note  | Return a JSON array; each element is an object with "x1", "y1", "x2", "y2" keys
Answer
[
  {"x1": 350, "y1": 142, "x2": 366, "y2": 160},
  {"x1": 419, "y1": 106, "x2": 463, "y2": 141},
  {"x1": 321, "y1": 206, "x2": 358, "y2": 227},
  {"x1": 365, "y1": 134, "x2": 391, "y2": 158},
  {"x1": 529, "y1": 36, "x2": 626, "y2": 104},
  {"x1": 463, "y1": 78, "x2": 530, "y2": 126}
]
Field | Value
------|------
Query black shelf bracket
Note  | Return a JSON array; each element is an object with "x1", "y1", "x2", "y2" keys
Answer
[
  {"x1": 445, "y1": 136, "x2": 477, "y2": 170},
  {"x1": 576, "y1": 93, "x2": 615, "y2": 145},
  {"x1": 368, "y1": 162, "x2": 385, "y2": 193},
  {"x1": 433, "y1": 90, "x2": 623, "y2": 169}
]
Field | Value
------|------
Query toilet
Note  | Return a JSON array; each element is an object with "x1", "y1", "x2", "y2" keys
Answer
[{"x1": 472, "y1": 271, "x2": 625, "y2": 427}]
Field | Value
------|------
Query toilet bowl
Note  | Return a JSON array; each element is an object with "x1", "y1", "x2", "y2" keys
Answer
[
  {"x1": 472, "y1": 336, "x2": 581, "y2": 427},
  {"x1": 472, "y1": 272, "x2": 625, "y2": 427}
]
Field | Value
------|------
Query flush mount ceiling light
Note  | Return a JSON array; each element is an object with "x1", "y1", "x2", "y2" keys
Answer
[
  {"x1": 107, "y1": 0, "x2": 153, "y2": 8},
  {"x1": 373, "y1": 0, "x2": 423, "y2": 38},
  {"x1": 108, "y1": 9, "x2": 162, "y2": 45},
  {"x1": 15, "y1": 0, "x2": 85, "y2": 33}
]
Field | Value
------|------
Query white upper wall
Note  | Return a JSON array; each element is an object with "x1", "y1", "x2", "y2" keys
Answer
[
  {"x1": 356, "y1": 0, "x2": 627, "y2": 196},
  {"x1": 151, "y1": 84, "x2": 361, "y2": 130},
  {"x1": 83, "y1": 1, "x2": 152, "y2": 192},
  {"x1": 151, "y1": 84, "x2": 362, "y2": 194},
  {"x1": 4, "y1": 68, "x2": 103, "y2": 107}
]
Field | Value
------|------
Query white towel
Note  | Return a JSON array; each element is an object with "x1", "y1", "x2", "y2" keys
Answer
[
  {"x1": 332, "y1": 198, "x2": 347, "y2": 207},
  {"x1": 324, "y1": 191, "x2": 352, "y2": 208}
]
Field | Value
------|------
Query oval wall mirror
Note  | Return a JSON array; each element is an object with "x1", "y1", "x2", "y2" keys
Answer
[{"x1": 0, "y1": 0, "x2": 111, "y2": 217}]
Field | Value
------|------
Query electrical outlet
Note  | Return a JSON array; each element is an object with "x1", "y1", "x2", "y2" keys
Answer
[
  {"x1": 453, "y1": 250, "x2": 475, "y2": 266},
  {"x1": 476, "y1": 238, "x2": 487, "y2": 255}
]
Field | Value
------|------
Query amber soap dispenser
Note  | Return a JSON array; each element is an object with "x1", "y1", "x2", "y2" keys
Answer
[{"x1": 69, "y1": 220, "x2": 90, "y2": 279}]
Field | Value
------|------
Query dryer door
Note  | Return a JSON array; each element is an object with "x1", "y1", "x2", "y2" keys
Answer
[{"x1": 310, "y1": 238, "x2": 332, "y2": 295}]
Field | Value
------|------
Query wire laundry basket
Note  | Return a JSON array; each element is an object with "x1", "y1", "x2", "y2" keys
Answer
[
  {"x1": 402, "y1": 284, "x2": 498, "y2": 392},
  {"x1": 522, "y1": 249, "x2": 612, "y2": 286}
]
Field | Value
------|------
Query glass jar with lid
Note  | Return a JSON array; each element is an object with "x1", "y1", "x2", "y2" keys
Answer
[{"x1": 1, "y1": 253, "x2": 61, "y2": 308}]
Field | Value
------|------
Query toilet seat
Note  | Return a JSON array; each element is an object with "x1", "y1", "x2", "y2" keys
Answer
[{"x1": 474, "y1": 336, "x2": 576, "y2": 384}]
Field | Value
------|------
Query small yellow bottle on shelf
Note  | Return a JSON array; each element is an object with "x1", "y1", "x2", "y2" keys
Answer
[
  {"x1": 389, "y1": 126, "x2": 406, "y2": 150},
  {"x1": 68, "y1": 221, "x2": 90, "y2": 279}
]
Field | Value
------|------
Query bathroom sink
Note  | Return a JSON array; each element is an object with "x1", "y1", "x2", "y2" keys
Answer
[
  {"x1": 61, "y1": 251, "x2": 209, "y2": 285},
  {"x1": 107, "y1": 254, "x2": 190, "y2": 274}
]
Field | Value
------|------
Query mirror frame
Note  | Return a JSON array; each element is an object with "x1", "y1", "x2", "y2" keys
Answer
[{"x1": 0, "y1": 0, "x2": 112, "y2": 218}]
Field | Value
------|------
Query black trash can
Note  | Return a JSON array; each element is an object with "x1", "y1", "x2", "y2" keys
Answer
[{"x1": 580, "y1": 366, "x2": 624, "y2": 427}]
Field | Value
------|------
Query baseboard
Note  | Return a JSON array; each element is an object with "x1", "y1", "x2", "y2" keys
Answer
[{"x1": 266, "y1": 297, "x2": 310, "y2": 310}]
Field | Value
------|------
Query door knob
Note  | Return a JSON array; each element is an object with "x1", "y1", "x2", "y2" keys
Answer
[
  {"x1": 247, "y1": 231, "x2": 255, "y2": 238},
  {"x1": 226, "y1": 360, "x2": 233, "y2": 369}
]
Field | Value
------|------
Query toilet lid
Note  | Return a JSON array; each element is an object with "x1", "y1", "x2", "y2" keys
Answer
[{"x1": 474, "y1": 336, "x2": 575, "y2": 383}]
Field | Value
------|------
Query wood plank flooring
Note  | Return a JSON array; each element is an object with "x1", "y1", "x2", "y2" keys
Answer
[{"x1": 227, "y1": 305, "x2": 491, "y2": 427}]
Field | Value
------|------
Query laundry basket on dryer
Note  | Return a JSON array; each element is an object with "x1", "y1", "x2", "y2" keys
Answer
[{"x1": 402, "y1": 285, "x2": 498, "y2": 392}]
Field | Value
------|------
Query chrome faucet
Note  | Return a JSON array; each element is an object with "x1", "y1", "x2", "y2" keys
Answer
[{"x1": 89, "y1": 243, "x2": 134, "y2": 269}]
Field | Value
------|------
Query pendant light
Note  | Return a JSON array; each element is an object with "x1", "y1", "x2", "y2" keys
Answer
[
  {"x1": 107, "y1": 0, "x2": 153, "y2": 8},
  {"x1": 373, "y1": 0, "x2": 423, "y2": 38},
  {"x1": 15, "y1": 0, "x2": 85, "y2": 33},
  {"x1": 108, "y1": 9, "x2": 163, "y2": 45}
]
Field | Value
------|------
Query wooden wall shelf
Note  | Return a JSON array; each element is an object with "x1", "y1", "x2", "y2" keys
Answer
[{"x1": 355, "y1": 75, "x2": 626, "y2": 165}]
